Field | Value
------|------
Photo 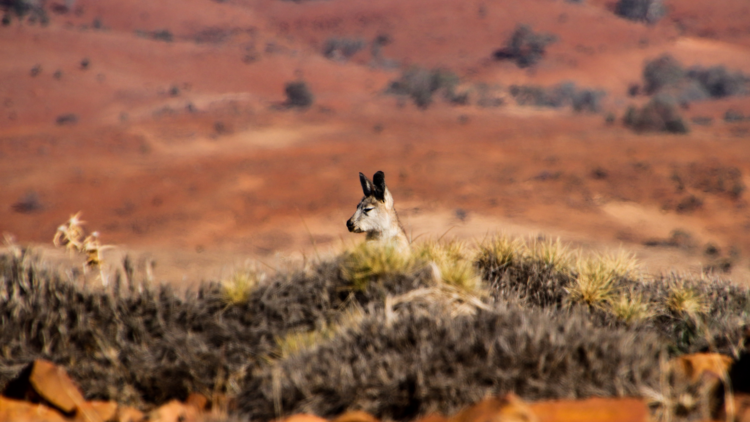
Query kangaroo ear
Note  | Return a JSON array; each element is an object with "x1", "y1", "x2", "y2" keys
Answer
[
  {"x1": 359, "y1": 172, "x2": 373, "y2": 196},
  {"x1": 372, "y1": 171, "x2": 387, "y2": 202}
]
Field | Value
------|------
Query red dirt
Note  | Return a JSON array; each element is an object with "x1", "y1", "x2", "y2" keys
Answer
[{"x1": 1, "y1": 0, "x2": 750, "y2": 285}]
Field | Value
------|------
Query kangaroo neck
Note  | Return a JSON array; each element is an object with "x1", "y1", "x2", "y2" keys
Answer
[{"x1": 366, "y1": 210, "x2": 408, "y2": 247}]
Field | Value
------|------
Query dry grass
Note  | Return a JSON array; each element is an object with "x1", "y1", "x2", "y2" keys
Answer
[
  {"x1": 567, "y1": 251, "x2": 640, "y2": 309},
  {"x1": 667, "y1": 283, "x2": 709, "y2": 319},
  {"x1": 525, "y1": 237, "x2": 575, "y2": 273},
  {"x1": 413, "y1": 240, "x2": 482, "y2": 292},
  {"x1": 475, "y1": 235, "x2": 524, "y2": 271},
  {"x1": 52, "y1": 212, "x2": 114, "y2": 285},
  {"x1": 609, "y1": 289, "x2": 654, "y2": 324},
  {"x1": 274, "y1": 303, "x2": 365, "y2": 359},
  {"x1": 341, "y1": 242, "x2": 416, "y2": 291},
  {"x1": 221, "y1": 266, "x2": 264, "y2": 306}
]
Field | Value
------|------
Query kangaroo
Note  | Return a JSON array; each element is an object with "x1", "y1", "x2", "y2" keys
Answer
[{"x1": 346, "y1": 171, "x2": 409, "y2": 250}]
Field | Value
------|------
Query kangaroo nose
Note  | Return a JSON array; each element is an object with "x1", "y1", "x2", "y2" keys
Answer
[{"x1": 346, "y1": 219, "x2": 355, "y2": 232}]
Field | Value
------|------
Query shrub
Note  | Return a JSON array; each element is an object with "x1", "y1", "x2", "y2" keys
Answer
[
  {"x1": 614, "y1": 0, "x2": 665, "y2": 24},
  {"x1": 135, "y1": 29, "x2": 173, "y2": 42},
  {"x1": 724, "y1": 109, "x2": 745, "y2": 123},
  {"x1": 3, "y1": 233, "x2": 750, "y2": 422},
  {"x1": 240, "y1": 304, "x2": 664, "y2": 420},
  {"x1": 493, "y1": 24, "x2": 557, "y2": 68},
  {"x1": 671, "y1": 163, "x2": 745, "y2": 200},
  {"x1": 0, "y1": 0, "x2": 47, "y2": 23},
  {"x1": 690, "y1": 116, "x2": 713, "y2": 126},
  {"x1": 284, "y1": 81, "x2": 314, "y2": 109},
  {"x1": 151, "y1": 29, "x2": 173, "y2": 42},
  {"x1": 322, "y1": 38, "x2": 365, "y2": 61},
  {"x1": 688, "y1": 65, "x2": 748, "y2": 98},
  {"x1": 509, "y1": 82, "x2": 606, "y2": 112},
  {"x1": 386, "y1": 67, "x2": 461, "y2": 109},
  {"x1": 55, "y1": 113, "x2": 78, "y2": 125},
  {"x1": 642, "y1": 56, "x2": 749, "y2": 101},
  {"x1": 11, "y1": 191, "x2": 42, "y2": 213},
  {"x1": 643, "y1": 54, "x2": 684, "y2": 95},
  {"x1": 623, "y1": 94, "x2": 689, "y2": 134}
]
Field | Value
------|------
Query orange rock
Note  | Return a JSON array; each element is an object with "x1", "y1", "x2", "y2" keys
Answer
[
  {"x1": 2, "y1": 359, "x2": 86, "y2": 416},
  {"x1": 147, "y1": 400, "x2": 200, "y2": 422},
  {"x1": 332, "y1": 410, "x2": 379, "y2": 422},
  {"x1": 74, "y1": 401, "x2": 118, "y2": 422},
  {"x1": 719, "y1": 392, "x2": 750, "y2": 422},
  {"x1": 185, "y1": 393, "x2": 208, "y2": 412},
  {"x1": 280, "y1": 414, "x2": 329, "y2": 422},
  {"x1": 0, "y1": 396, "x2": 67, "y2": 422},
  {"x1": 28, "y1": 359, "x2": 86, "y2": 414},
  {"x1": 529, "y1": 397, "x2": 648, "y2": 422},
  {"x1": 672, "y1": 353, "x2": 733, "y2": 383},
  {"x1": 115, "y1": 406, "x2": 145, "y2": 422},
  {"x1": 449, "y1": 393, "x2": 537, "y2": 422},
  {"x1": 414, "y1": 414, "x2": 449, "y2": 422}
]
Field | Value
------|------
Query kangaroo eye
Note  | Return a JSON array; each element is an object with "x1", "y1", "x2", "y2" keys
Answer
[{"x1": 363, "y1": 207, "x2": 374, "y2": 213}]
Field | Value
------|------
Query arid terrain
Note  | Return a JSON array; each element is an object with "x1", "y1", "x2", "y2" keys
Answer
[{"x1": 2, "y1": 0, "x2": 750, "y2": 285}]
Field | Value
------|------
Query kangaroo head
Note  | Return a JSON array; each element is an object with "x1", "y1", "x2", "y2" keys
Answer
[{"x1": 347, "y1": 171, "x2": 406, "y2": 246}]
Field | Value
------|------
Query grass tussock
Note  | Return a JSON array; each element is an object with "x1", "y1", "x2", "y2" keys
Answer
[
  {"x1": 609, "y1": 290, "x2": 654, "y2": 324},
  {"x1": 341, "y1": 242, "x2": 417, "y2": 291},
  {"x1": 475, "y1": 235, "x2": 524, "y2": 271},
  {"x1": 525, "y1": 237, "x2": 575, "y2": 273},
  {"x1": 412, "y1": 240, "x2": 482, "y2": 292},
  {"x1": 221, "y1": 267, "x2": 263, "y2": 306},
  {"x1": 567, "y1": 251, "x2": 640, "y2": 309},
  {"x1": 666, "y1": 283, "x2": 709, "y2": 320}
]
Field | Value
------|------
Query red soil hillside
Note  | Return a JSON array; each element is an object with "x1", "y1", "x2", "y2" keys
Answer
[{"x1": 1, "y1": 0, "x2": 750, "y2": 284}]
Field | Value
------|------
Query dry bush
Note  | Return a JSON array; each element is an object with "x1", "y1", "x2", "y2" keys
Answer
[
  {"x1": 643, "y1": 54, "x2": 685, "y2": 95},
  {"x1": 2, "y1": 236, "x2": 749, "y2": 421},
  {"x1": 671, "y1": 163, "x2": 745, "y2": 200},
  {"x1": 240, "y1": 303, "x2": 664, "y2": 420},
  {"x1": 323, "y1": 38, "x2": 365, "y2": 61},
  {"x1": 474, "y1": 236, "x2": 750, "y2": 355},
  {"x1": 493, "y1": 24, "x2": 557, "y2": 68},
  {"x1": 509, "y1": 82, "x2": 606, "y2": 112},
  {"x1": 284, "y1": 81, "x2": 314, "y2": 109},
  {"x1": 688, "y1": 66, "x2": 748, "y2": 98},
  {"x1": 623, "y1": 94, "x2": 690, "y2": 134},
  {"x1": 386, "y1": 67, "x2": 462, "y2": 109},
  {"x1": 476, "y1": 236, "x2": 574, "y2": 308},
  {"x1": 642, "y1": 55, "x2": 749, "y2": 101},
  {"x1": 615, "y1": 0, "x2": 665, "y2": 24}
]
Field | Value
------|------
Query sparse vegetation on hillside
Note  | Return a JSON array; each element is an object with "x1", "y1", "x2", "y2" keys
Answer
[
  {"x1": 135, "y1": 29, "x2": 174, "y2": 43},
  {"x1": 614, "y1": 0, "x2": 665, "y2": 24},
  {"x1": 671, "y1": 163, "x2": 745, "y2": 200},
  {"x1": 493, "y1": 24, "x2": 557, "y2": 68},
  {"x1": 1, "y1": 236, "x2": 748, "y2": 420},
  {"x1": 284, "y1": 80, "x2": 314, "y2": 109},
  {"x1": 509, "y1": 82, "x2": 606, "y2": 112},
  {"x1": 386, "y1": 67, "x2": 464, "y2": 109},
  {"x1": 641, "y1": 54, "x2": 749, "y2": 103},
  {"x1": 1, "y1": 0, "x2": 48, "y2": 26},
  {"x1": 623, "y1": 94, "x2": 689, "y2": 134},
  {"x1": 323, "y1": 37, "x2": 366, "y2": 61}
]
